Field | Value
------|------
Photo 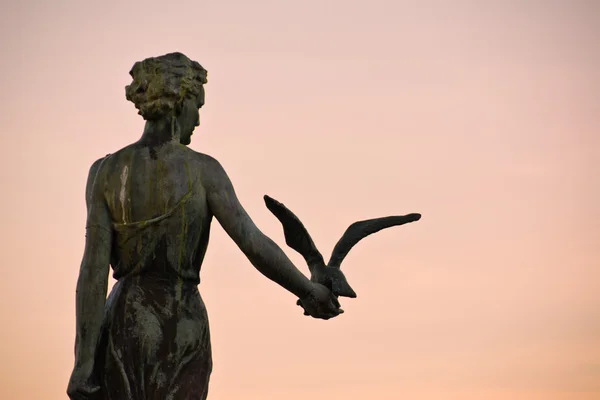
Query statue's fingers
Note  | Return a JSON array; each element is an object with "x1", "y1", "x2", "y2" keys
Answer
[
  {"x1": 297, "y1": 300, "x2": 310, "y2": 315},
  {"x1": 327, "y1": 298, "x2": 344, "y2": 315},
  {"x1": 322, "y1": 308, "x2": 343, "y2": 319}
]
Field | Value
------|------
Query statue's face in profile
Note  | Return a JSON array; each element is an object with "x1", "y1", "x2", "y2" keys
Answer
[{"x1": 179, "y1": 86, "x2": 205, "y2": 145}]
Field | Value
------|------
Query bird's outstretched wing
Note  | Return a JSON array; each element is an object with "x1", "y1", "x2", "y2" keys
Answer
[
  {"x1": 264, "y1": 195, "x2": 326, "y2": 273},
  {"x1": 328, "y1": 214, "x2": 421, "y2": 268}
]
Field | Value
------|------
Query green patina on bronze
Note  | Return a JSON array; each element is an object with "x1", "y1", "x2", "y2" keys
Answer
[{"x1": 68, "y1": 51, "x2": 422, "y2": 400}]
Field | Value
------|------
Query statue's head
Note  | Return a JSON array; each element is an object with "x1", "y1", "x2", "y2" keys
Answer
[{"x1": 125, "y1": 52, "x2": 207, "y2": 145}]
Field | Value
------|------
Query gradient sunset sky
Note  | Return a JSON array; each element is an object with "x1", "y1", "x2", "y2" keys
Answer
[{"x1": 1, "y1": 1, "x2": 599, "y2": 399}]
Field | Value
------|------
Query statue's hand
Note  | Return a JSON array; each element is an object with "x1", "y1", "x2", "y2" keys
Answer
[
  {"x1": 298, "y1": 283, "x2": 344, "y2": 320},
  {"x1": 67, "y1": 360, "x2": 100, "y2": 400}
]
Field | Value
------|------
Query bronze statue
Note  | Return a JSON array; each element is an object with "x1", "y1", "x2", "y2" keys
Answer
[{"x1": 67, "y1": 52, "x2": 421, "y2": 400}]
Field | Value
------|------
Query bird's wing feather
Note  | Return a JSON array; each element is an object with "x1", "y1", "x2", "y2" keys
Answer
[
  {"x1": 264, "y1": 195, "x2": 325, "y2": 273},
  {"x1": 328, "y1": 214, "x2": 421, "y2": 268}
]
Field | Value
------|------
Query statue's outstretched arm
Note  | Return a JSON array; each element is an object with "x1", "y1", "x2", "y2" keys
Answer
[
  {"x1": 68, "y1": 158, "x2": 112, "y2": 398},
  {"x1": 202, "y1": 156, "x2": 315, "y2": 300}
]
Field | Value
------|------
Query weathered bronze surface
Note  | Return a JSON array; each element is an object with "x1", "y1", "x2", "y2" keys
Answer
[{"x1": 67, "y1": 52, "x2": 420, "y2": 400}]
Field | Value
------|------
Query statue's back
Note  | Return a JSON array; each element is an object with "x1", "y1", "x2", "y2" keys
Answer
[
  {"x1": 93, "y1": 142, "x2": 213, "y2": 400},
  {"x1": 101, "y1": 142, "x2": 211, "y2": 281}
]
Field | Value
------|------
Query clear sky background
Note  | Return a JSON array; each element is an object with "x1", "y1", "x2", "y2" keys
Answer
[{"x1": 1, "y1": 1, "x2": 599, "y2": 399}]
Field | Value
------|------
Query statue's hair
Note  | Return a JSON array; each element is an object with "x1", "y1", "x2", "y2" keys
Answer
[{"x1": 125, "y1": 52, "x2": 207, "y2": 121}]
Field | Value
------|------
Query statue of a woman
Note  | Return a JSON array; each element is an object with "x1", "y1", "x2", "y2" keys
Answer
[{"x1": 67, "y1": 52, "x2": 343, "y2": 400}]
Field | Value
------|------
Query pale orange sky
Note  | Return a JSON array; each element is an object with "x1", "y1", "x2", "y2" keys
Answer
[{"x1": 1, "y1": 1, "x2": 599, "y2": 399}]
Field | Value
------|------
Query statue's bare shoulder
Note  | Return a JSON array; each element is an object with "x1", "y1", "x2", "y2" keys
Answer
[
  {"x1": 85, "y1": 154, "x2": 112, "y2": 207},
  {"x1": 185, "y1": 149, "x2": 230, "y2": 193}
]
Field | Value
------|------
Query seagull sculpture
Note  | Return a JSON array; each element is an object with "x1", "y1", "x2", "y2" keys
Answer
[{"x1": 264, "y1": 195, "x2": 421, "y2": 313}]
